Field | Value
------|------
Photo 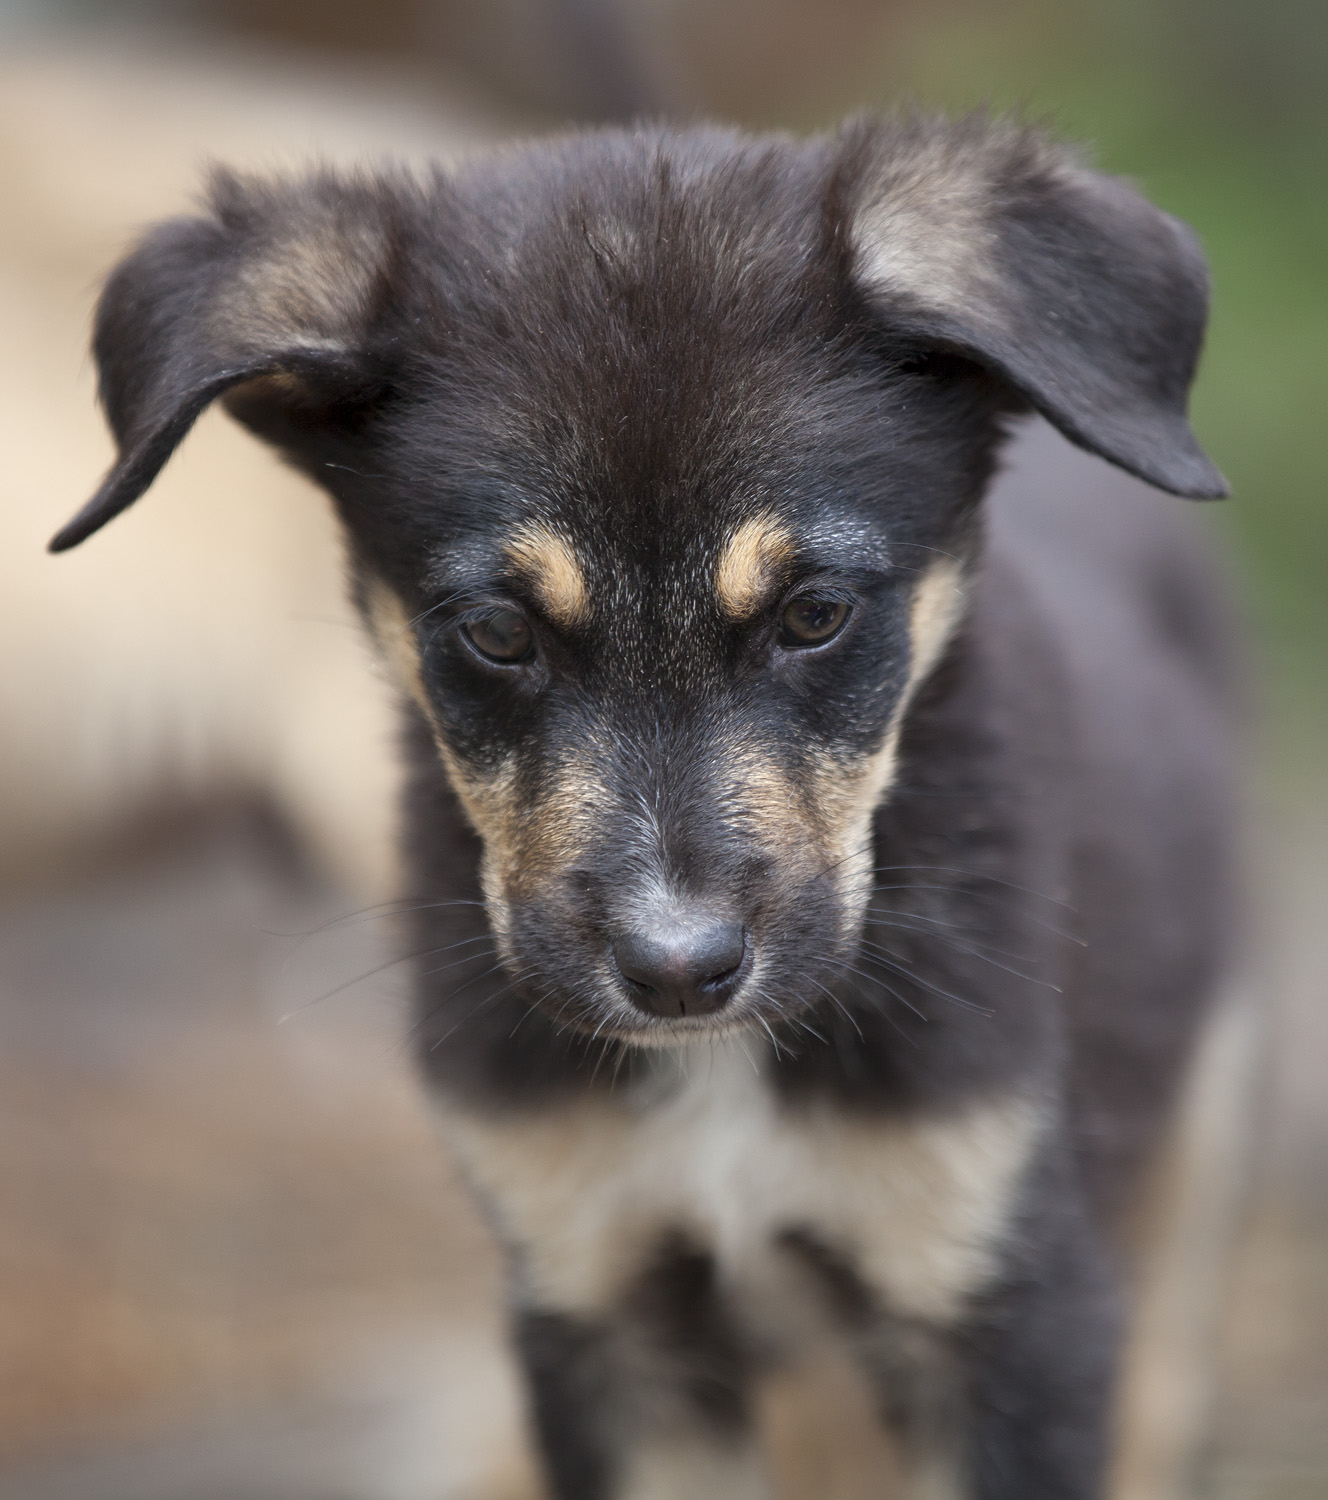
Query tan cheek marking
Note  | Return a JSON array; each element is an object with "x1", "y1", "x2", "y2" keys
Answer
[
  {"x1": 501, "y1": 752, "x2": 608, "y2": 901},
  {"x1": 363, "y1": 577, "x2": 430, "y2": 714},
  {"x1": 505, "y1": 522, "x2": 590, "y2": 628},
  {"x1": 904, "y1": 556, "x2": 966, "y2": 705},
  {"x1": 804, "y1": 557, "x2": 968, "y2": 913},
  {"x1": 715, "y1": 514, "x2": 795, "y2": 620},
  {"x1": 719, "y1": 744, "x2": 813, "y2": 856},
  {"x1": 362, "y1": 577, "x2": 605, "y2": 928},
  {"x1": 363, "y1": 577, "x2": 604, "y2": 910},
  {"x1": 803, "y1": 737, "x2": 902, "y2": 924},
  {"x1": 716, "y1": 558, "x2": 967, "y2": 915},
  {"x1": 361, "y1": 577, "x2": 522, "y2": 926}
]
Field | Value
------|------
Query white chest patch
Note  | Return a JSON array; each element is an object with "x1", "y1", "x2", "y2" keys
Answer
[{"x1": 439, "y1": 1042, "x2": 1044, "y2": 1329}]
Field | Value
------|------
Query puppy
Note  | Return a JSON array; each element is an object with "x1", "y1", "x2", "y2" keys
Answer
[{"x1": 55, "y1": 116, "x2": 1237, "y2": 1499}]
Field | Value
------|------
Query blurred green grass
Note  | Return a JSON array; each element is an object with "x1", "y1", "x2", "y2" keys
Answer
[{"x1": 781, "y1": 0, "x2": 1328, "y2": 775}]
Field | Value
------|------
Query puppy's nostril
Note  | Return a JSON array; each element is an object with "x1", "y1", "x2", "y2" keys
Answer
[{"x1": 612, "y1": 920, "x2": 747, "y2": 1019}]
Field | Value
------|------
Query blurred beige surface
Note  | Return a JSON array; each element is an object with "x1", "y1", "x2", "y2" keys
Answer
[{"x1": 0, "y1": 39, "x2": 506, "y2": 895}]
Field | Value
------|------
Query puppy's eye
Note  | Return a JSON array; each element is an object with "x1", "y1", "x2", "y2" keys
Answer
[
  {"x1": 779, "y1": 597, "x2": 850, "y2": 648},
  {"x1": 463, "y1": 609, "x2": 533, "y2": 663}
]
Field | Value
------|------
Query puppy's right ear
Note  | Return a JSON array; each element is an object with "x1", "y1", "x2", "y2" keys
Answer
[{"x1": 51, "y1": 168, "x2": 412, "y2": 552}]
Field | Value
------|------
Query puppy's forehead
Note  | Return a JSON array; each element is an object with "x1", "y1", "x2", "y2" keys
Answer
[
  {"x1": 411, "y1": 139, "x2": 915, "y2": 612},
  {"x1": 434, "y1": 137, "x2": 848, "y2": 463}
]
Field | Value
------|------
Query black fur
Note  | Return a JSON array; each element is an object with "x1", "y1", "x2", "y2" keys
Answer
[
  {"x1": 517, "y1": 1310, "x2": 619, "y2": 1500},
  {"x1": 58, "y1": 117, "x2": 1237, "y2": 1498},
  {"x1": 516, "y1": 1237, "x2": 755, "y2": 1499}
]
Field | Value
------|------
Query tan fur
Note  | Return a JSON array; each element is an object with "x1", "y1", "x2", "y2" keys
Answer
[
  {"x1": 361, "y1": 578, "x2": 518, "y2": 935},
  {"x1": 505, "y1": 522, "x2": 591, "y2": 628},
  {"x1": 224, "y1": 217, "x2": 387, "y2": 352},
  {"x1": 714, "y1": 514, "x2": 795, "y2": 620},
  {"x1": 851, "y1": 125, "x2": 1072, "y2": 321},
  {"x1": 728, "y1": 556, "x2": 965, "y2": 854},
  {"x1": 363, "y1": 577, "x2": 431, "y2": 715},
  {"x1": 621, "y1": 1438, "x2": 773, "y2": 1500},
  {"x1": 803, "y1": 556, "x2": 968, "y2": 922},
  {"x1": 363, "y1": 577, "x2": 617, "y2": 957},
  {"x1": 369, "y1": 543, "x2": 964, "y2": 987},
  {"x1": 905, "y1": 556, "x2": 967, "y2": 696},
  {"x1": 443, "y1": 1037, "x2": 1027, "y2": 1499},
  {"x1": 441, "y1": 1040, "x2": 1043, "y2": 1326},
  {"x1": 854, "y1": 148, "x2": 992, "y2": 313}
]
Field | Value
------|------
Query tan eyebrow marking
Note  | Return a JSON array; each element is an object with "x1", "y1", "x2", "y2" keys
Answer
[
  {"x1": 504, "y1": 523, "x2": 590, "y2": 628},
  {"x1": 714, "y1": 513, "x2": 796, "y2": 620}
]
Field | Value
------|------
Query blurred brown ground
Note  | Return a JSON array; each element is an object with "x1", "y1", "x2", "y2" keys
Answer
[
  {"x1": 0, "y1": 13, "x2": 1323, "y2": 1500},
  {"x1": 1203, "y1": 803, "x2": 1328, "y2": 1500},
  {"x1": 0, "y1": 812, "x2": 536, "y2": 1500}
]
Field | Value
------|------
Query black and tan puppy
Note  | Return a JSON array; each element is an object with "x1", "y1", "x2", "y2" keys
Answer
[{"x1": 55, "y1": 116, "x2": 1236, "y2": 1499}]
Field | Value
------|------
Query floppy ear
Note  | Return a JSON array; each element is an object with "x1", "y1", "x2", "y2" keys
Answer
[
  {"x1": 839, "y1": 115, "x2": 1226, "y2": 498},
  {"x1": 50, "y1": 168, "x2": 411, "y2": 552}
]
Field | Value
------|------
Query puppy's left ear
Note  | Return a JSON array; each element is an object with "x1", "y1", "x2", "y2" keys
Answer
[
  {"x1": 51, "y1": 167, "x2": 413, "y2": 552},
  {"x1": 839, "y1": 116, "x2": 1227, "y2": 498}
]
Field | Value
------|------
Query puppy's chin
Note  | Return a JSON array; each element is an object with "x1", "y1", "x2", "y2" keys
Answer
[{"x1": 589, "y1": 1001, "x2": 767, "y2": 1050}]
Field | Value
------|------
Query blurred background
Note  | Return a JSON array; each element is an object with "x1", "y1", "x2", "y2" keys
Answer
[{"x1": 0, "y1": 2, "x2": 1323, "y2": 1497}]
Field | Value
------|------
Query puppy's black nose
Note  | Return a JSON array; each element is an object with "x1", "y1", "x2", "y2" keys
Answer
[{"x1": 612, "y1": 918, "x2": 747, "y2": 1018}]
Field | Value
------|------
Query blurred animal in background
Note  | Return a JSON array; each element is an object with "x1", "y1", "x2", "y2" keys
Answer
[
  {"x1": 54, "y1": 113, "x2": 1237, "y2": 1499},
  {"x1": 0, "y1": 44, "x2": 510, "y2": 898}
]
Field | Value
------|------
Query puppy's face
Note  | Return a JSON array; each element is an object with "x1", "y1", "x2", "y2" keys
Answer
[
  {"x1": 317, "y1": 177, "x2": 995, "y2": 1041},
  {"x1": 56, "y1": 122, "x2": 1223, "y2": 1042},
  {"x1": 362, "y1": 359, "x2": 981, "y2": 1042}
]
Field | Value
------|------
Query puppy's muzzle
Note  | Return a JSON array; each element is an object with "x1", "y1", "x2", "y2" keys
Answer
[{"x1": 610, "y1": 908, "x2": 748, "y2": 1019}]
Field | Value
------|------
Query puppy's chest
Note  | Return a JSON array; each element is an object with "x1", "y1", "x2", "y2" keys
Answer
[{"x1": 439, "y1": 1042, "x2": 1041, "y2": 1328}]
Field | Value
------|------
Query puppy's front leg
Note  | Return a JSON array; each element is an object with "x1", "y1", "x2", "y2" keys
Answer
[
  {"x1": 958, "y1": 1192, "x2": 1121, "y2": 1500},
  {"x1": 777, "y1": 1136, "x2": 1119, "y2": 1500},
  {"x1": 862, "y1": 1169, "x2": 1119, "y2": 1499},
  {"x1": 514, "y1": 1239, "x2": 770, "y2": 1500}
]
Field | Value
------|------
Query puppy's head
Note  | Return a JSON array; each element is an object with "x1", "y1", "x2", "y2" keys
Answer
[{"x1": 55, "y1": 118, "x2": 1223, "y2": 1042}]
